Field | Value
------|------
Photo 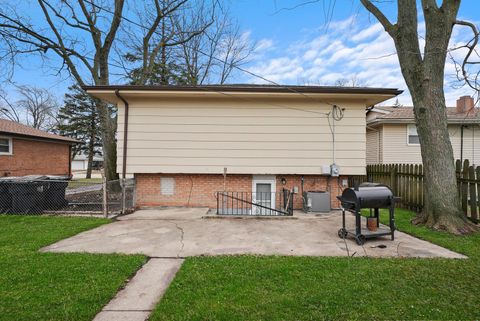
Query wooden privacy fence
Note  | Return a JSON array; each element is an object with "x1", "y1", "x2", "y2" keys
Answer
[{"x1": 348, "y1": 160, "x2": 480, "y2": 223}]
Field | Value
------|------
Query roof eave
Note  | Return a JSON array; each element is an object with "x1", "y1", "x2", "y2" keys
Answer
[
  {"x1": 83, "y1": 85, "x2": 402, "y2": 106},
  {"x1": 0, "y1": 132, "x2": 81, "y2": 144},
  {"x1": 82, "y1": 84, "x2": 403, "y2": 95},
  {"x1": 367, "y1": 118, "x2": 480, "y2": 126}
]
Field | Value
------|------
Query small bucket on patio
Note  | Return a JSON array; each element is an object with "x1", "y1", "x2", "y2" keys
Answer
[{"x1": 367, "y1": 217, "x2": 378, "y2": 232}]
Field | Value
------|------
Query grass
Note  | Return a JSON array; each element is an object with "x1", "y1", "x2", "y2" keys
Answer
[
  {"x1": 68, "y1": 177, "x2": 103, "y2": 189},
  {"x1": 0, "y1": 215, "x2": 145, "y2": 321},
  {"x1": 151, "y1": 209, "x2": 480, "y2": 321},
  {"x1": 70, "y1": 177, "x2": 103, "y2": 183}
]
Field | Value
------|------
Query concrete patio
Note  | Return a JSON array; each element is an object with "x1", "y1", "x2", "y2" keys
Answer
[{"x1": 42, "y1": 207, "x2": 466, "y2": 259}]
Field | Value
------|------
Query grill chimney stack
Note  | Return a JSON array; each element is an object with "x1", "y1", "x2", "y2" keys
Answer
[{"x1": 456, "y1": 96, "x2": 474, "y2": 113}]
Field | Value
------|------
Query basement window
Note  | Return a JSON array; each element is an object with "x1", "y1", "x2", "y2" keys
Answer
[
  {"x1": 407, "y1": 124, "x2": 420, "y2": 145},
  {"x1": 0, "y1": 137, "x2": 12, "y2": 155}
]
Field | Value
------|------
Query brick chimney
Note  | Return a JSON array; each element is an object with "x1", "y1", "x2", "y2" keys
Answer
[{"x1": 456, "y1": 96, "x2": 474, "y2": 113}]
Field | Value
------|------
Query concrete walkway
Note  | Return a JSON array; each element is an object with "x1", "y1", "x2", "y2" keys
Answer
[
  {"x1": 43, "y1": 207, "x2": 466, "y2": 258},
  {"x1": 93, "y1": 258, "x2": 183, "y2": 321}
]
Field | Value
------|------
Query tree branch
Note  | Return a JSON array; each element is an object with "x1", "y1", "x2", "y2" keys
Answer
[
  {"x1": 359, "y1": 0, "x2": 395, "y2": 36},
  {"x1": 37, "y1": 0, "x2": 90, "y2": 84},
  {"x1": 454, "y1": 19, "x2": 480, "y2": 93},
  {"x1": 102, "y1": 0, "x2": 125, "y2": 53}
]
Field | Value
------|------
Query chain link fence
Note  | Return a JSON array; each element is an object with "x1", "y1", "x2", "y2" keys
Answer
[{"x1": 0, "y1": 175, "x2": 135, "y2": 216}]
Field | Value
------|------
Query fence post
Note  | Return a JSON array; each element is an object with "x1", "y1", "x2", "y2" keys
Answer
[
  {"x1": 121, "y1": 178, "x2": 126, "y2": 214},
  {"x1": 101, "y1": 170, "x2": 108, "y2": 218},
  {"x1": 461, "y1": 159, "x2": 469, "y2": 215},
  {"x1": 456, "y1": 159, "x2": 462, "y2": 197},
  {"x1": 468, "y1": 165, "x2": 478, "y2": 222},
  {"x1": 390, "y1": 165, "x2": 397, "y2": 194},
  {"x1": 476, "y1": 166, "x2": 480, "y2": 223},
  {"x1": 419, "y1": 164, "x2": 424, "y2": 209}
]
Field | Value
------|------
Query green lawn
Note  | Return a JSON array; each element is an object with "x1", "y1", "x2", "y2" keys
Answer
[
  {"x1": 0, "y1": 215, "x2": 145, "y2": 321},
  {"x1": 151, "y1": 209, "x2": 480, "y2": 321},
  {"x1": 68, "y1": 177, "x2": 103, "y2": 189}
]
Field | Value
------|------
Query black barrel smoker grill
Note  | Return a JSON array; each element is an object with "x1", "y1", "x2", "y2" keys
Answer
[{"x1": 337, "y1": 184, "x2": 397, "y2": 245}]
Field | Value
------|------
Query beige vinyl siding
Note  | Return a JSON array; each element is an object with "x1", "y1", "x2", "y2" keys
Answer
[
  {"x1": 379, "y1": 126, "x2": 383, "y2": 163},
  {"x1": 117, "y1": 98, "x2": 367, "y2": 175},
  {"x1": 366, "y1": 127, "x2": 380, "y2": 164},
  {"x1": 381, "y1": 124, "x2": 480, "y2": 164},
  {"x1": 381, "y1": 124, "x2": 421, "y2": 164},
  {"x1": 449, "y1": 125, "x2": 480, "y2": 165}
]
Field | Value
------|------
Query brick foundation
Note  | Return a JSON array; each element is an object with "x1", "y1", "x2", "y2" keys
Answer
[
  {"x1": 0, "y1": 138, "x2": 70, "y2": 177},
  {"x1": 135, "y1": 173, "x2": 345, "y2": 210}
]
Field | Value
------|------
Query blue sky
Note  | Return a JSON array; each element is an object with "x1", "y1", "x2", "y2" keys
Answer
[{"x1": 4, "y1": 0, "x2": 480, "y2": 106}]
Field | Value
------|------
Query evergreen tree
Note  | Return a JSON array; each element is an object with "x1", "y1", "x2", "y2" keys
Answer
[{"x1": 58, "y1": 85, "x2": 102, "y2": 179}]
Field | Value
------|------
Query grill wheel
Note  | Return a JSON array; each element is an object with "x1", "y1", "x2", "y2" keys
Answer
[
  {"x1": 337, "y1": 228, "x2": 348, "y2": 239},
  {"x1": 355, "y1": 235, "x2": 366, "y2": 245}
]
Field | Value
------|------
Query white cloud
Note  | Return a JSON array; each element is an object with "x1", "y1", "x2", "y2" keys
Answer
[
  {"x1": 351, "y1": 23, "x2": 383, "y2": 42},
  {"x1": 244, "y1": 15, "x2": 476, "y2": 106},
  {"x1": 255, "y1": 38, "x2": 275, "y2": 52},
  {"x1": 327, "y1": 16, "x2": 357, "y2": 33},
  {"x1": 249, "y1": 57, "x2": 305, "y2": 83},
  {"x1": 303, "y1": 49, "x2": 318, "y2": 61},
  {"x1": 327, "y1": 47, "x2": 357, "y2": 64}
]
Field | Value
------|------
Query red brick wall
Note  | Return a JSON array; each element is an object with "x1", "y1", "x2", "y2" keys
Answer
[
  {"x1": 0, "y1": 138, "x2": 70, "y2": 177},
  {"x1": 135, "y1": 173, "x2": 346, "y2": 209},
  {"x1": 274, "y1": 175, "x2": 344, "y2": 209},
  {"x1": 135, "y1": 174, "x2": 252, "y2": 207}
]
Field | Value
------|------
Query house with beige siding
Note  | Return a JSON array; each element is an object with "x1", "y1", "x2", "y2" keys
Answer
[
  {"x1": 366, "y1": 96, "x2": 480, "y2": 165},
  {"x1": 84, "y1": 85, "x2": 400, "y2": 211}
]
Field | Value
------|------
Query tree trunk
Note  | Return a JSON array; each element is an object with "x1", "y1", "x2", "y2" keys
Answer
[
  {"x1": 95, "y1": 99, "x2": 118, "y2": 182},
  {"x1": 86, "y1": 149, "x2": 93, "y2": 179},
  {"x1": 409, "y1": 80, "x2": 473, "y2": 233},
  {"x1": 86, "y1": 118, "x2": 96, "y2": 179}
]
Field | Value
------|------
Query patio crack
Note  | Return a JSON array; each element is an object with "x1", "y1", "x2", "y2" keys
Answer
[{"x1": 169, "y1": 221, "x2": 185, "y2": 258}]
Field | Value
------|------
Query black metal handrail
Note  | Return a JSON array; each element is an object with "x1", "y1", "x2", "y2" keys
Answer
[{"x1": 216, "y1": 189, "x2": 293, "y2": 216}]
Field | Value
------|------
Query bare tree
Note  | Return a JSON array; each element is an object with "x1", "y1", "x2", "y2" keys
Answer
[
  {"x1": 124, "y1": 1, "x2": 253, "y2": 86},
  {"x1": 334, "y1": 75, "x2": 365, "y2": 87},
  {"x1": 16, "y1": 85, "x2": 59, "y2": 130},
  {"x1": 0, "y1": 85, "x2": 59, "y2": 131},
  {"x1": 360, "y1": 0, "x2": 477, "y2": 233},
  {"x1": 173, "y1": 2, "x2": 255, "y2": 85},
  {"x1": 122, "y1": 0, "x2": 213, "y2": 85},
  {"x1": 0, "y1": 0, "x2": 124, "y2": 180},
  {"x1": 0, "y1": 89, "x2": 21, "y2": 123}
]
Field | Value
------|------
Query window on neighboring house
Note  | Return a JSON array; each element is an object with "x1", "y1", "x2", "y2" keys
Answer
[
  {"x1": 0, "y1": 137, "x2": 12, "y2": 154},
  {"x1": 0, "y1": 137, "x2": 12, "y2": 155},
  {"x1": 407, "y1": 124, "x2": 420, "y2": 145}
]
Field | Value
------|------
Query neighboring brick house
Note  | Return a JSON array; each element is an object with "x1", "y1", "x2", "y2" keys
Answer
[
  {"x1": 0, "y1": 119, "x2": 78, "y2": 177},
  {"x1": 366, "y1": 96, "x2": 480, "y2": 165},
  {"x1": 85, "y1": 85, "x2": 401, "y2": 211}
]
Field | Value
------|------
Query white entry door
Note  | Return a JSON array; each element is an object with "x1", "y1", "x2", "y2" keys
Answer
[{"x1": 252, "y1": 176, "x2": 276, "y2": 215}]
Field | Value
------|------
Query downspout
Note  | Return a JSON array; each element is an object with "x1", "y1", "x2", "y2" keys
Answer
[
  {"x1": 460, "y1": 124, "x2": 464, "y2": 164},
  {"x1": 115, "y1": 89, "x2": 129, "y2": 179}
]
